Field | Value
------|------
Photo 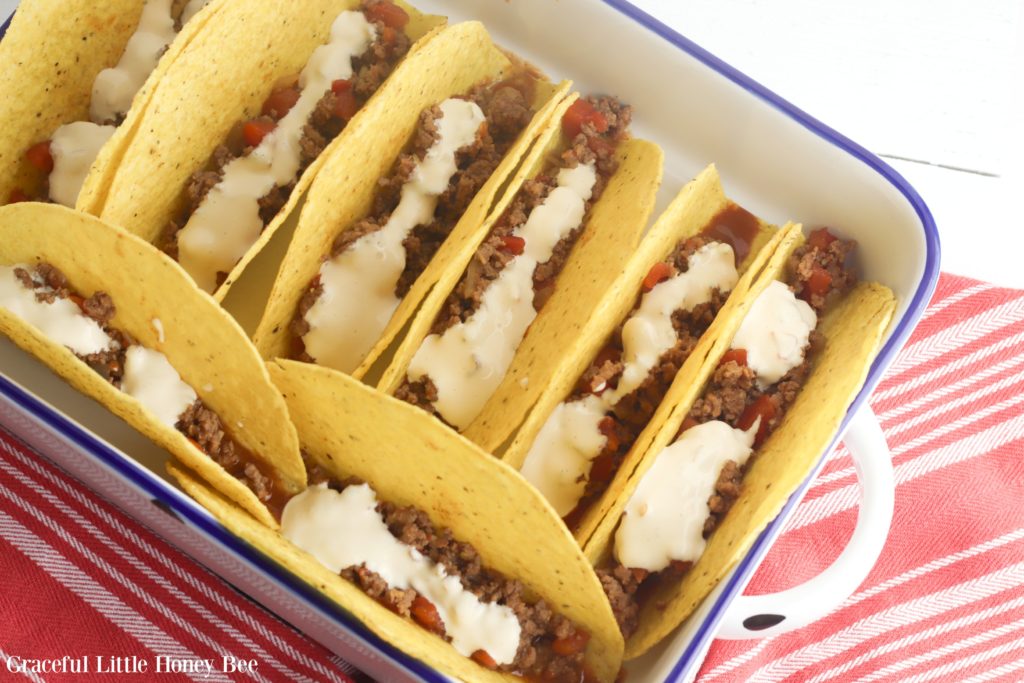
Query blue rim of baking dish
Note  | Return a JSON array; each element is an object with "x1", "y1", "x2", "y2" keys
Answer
[{"x1": 0, "y1": 0, "x2": 940, "y2": 679}]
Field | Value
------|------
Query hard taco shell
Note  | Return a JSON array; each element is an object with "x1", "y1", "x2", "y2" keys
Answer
[{"x1": 0, "y1": 203, "x2": 304, "y2": 528}]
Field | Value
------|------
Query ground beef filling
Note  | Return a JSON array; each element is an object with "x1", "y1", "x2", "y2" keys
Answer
[
  {"x1": 310, "y1": 473, "x2": 591, "y2": 679},
  {"x1": 598, "y1": 232, "x2": 858, "y2": 638},
  {"x1": 288, "y1": 75, "x2": 538, "y2": 361},
  {"x1": 160, "y1": 0, "x2": 412, "y2": 263},
  {"x1": 395, "y1": 96, "x2": 632, "y2": 415},
  {"x1": 13, "y1": 263, "x2": 286, "y2": 513},
  {"x1": 561, "y1": 237, "x2": 731, "y2": 531}
]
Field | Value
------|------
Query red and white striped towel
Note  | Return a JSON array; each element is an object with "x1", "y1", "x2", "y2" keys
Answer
[
  {"x1": 699, "y1": 274, "x2": 1024, "y2": 682},
  {"x1": 1, "y1": 273, "x2": 1021, "y2": 682}
]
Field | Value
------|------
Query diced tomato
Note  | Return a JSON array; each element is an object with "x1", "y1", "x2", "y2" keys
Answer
[
  {"x1": 561, "y1": 99, "x2": 608, "y2": 139},
  {"x1": 242, "y1": 119, "x2": 276, "y2": 147},
  {"x1": 261, "y1": 86, "x2": 300, "y2": 118},
  {"x1": 333, "y1": 89, "x2": 359, "y2": 120},
  {"x1": 718, "y1": 348, "x2": 747, "y2": 367},
  {"x1": 364, "y1": 0, "x2": 409, "y2": 29},
  {"x1": 410, "y1": 595, "x2": 444, "y2": 634},
  {"x1": 7, "y1": 188, "x2": 29, "y2": 204},
  {"x1": 801, "y1": 266, "x2": 833, "y2": 302},
  {"x1": 630, "y1": 567, "x2": 649, "y2": 583},
  {"x1": 738, "y1": 394, "x2": 776, "y2": 447},
  {"x1": 642, "y1": 261, "x2": 673, "y2": 292},
  {"x1": 331, "y1": 79, "x2": 352, "y2": 94},
  {"x1": 380, "y1": 25, "x2": 397, "y2": 45},
  {"x1": 598, "y1": 415, "x2": 621, "y2": 453},
  {"x1": 499, "y1": 234, "x2": 526, "y2": 255},
  {"x1": 470, "y1": 650, "x2": 498, "y2": 670},
  {"x1": 25, "y1": 141, "x2": 53, "y2": 173},
  {"x1": 552, "y1": 629, "x2": 591, "y2": 656},
  {"x1": 807, "y1": 227, "x2": 838, "y2": 251},
  {"x1": 679, "y1": 416, "x2": 699, "y2": 434}
]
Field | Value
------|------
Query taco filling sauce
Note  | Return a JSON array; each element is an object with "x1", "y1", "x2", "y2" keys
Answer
[
  {"x1": 161, "y1": 0, "x2": 412, "y2": 293},
  {"x1": 397, "y1": 96, "x2": 631, "y2": 430},
  {"x1": 0, "y1": 262, "x2": 291, "y2": 517},
  {"x1": 519, "y1": 208, "x2": 760, "y2": 528},
  {"x1": 283, "y1": 468, "x2": 593, "y2": 680},
  {"x1": 290, "y1": 74, "x2": 539, "y2": 373},
  {"x1": 597, "y1": 229, "x2": 857, "y2": 638},
  {"x1": 12, "y1": 0, "x2": 212, "y2": 207}
]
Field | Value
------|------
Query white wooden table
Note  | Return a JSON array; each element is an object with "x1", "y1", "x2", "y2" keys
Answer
[
  {"x1": 633, "y1": 0, "x2": 1024, "y2": 288},
  {"x1": 5, "y1": 0, "x2": 1022, "y2": 286}
]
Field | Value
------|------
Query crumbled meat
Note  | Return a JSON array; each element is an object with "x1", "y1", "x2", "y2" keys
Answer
[
  {"x1": 704, "y1": 460, "x2": 743, "y2": 536},
  {"x1": 176, "y1": 399, "x2": 279, "y2": 504},
  {"x1": 342, "y1": 564, "x2": 417, "y2": 617},
  {"x1": 78, "y1": 329, "x2": 132, "y2": 387},
  {"x1": 597, "y1": 565, "x2": 642, "y2": 639},
  {"x1": 788, "y1": 234, "x2": 857, "y2": 312},
  {"x1": 688, "y1": 360, "x2": 758, "y2": 425},
  {"x1": 394, "y1": 377, "x2": 448, "y2": 425},
  {"x1": 346, "y1": 488, "x2": 589, "y2": 678},
  {"x1": 81, "y1": 291, "x2": 116, "y2": 323}
]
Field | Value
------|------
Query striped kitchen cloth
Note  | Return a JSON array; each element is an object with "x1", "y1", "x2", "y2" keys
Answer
[
  {"x1": 0, "y1": 272, "x2": 1021, "y2": 682},
  {"x1": 698, "y1": 273, "x2": 1024, "y2": 682}
]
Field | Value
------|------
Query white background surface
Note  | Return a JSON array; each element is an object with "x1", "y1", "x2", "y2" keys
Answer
[{"x1": 2, "y1": 0, "x2": 1022, "y2": 287}]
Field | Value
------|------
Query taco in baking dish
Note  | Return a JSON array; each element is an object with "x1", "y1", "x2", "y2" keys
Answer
[
  {"x1": 85, "y1": 0, "x2": 444, "y2": 299},
  {"x1": 0, "y1": 203, "x2": 304, "y2": 528},
  {"x1": 170, "y1": 359, "x2": 624, "y2": 682},
  {"x1": 253, "y1": 21, "x2": 572, "y2": 378},
  {"x1": 378, "y1": 93, "x2": 663, "y2": 448},
  {"x1": 0, "y1": 0, "x2": 224, "y2": 208},
  {"x1": 504, "y1": 165, "x2": 789, "y2": 547},
  {"x1": 583, "y1": 220, "x2": 896, "y2": 656}
]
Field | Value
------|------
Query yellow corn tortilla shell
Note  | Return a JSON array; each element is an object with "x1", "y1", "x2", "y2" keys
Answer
[
  {"x1": 0, "y1": 203, "x2": 304, "y2": 528},
  {"x1": 0, "y1": 0, "x2": 224, "y2": 205},
  {"x1": 378, "y1": 97, "x2": 663, "y2": 446},
  {"x1": 170, "y1": 358, "x2": 624, "y2": 682},
  {"x1": 252, "y1": 21, "x2": 570, "y2": 375},
  {"x1": 90, "y1": 0, "x2": 444, "y2": 302},
  {"x1": 583, "y1": 230, "x2": 896, "y2": 658},
  {"x1": 503, "y1": 164, "x2": 788, "y2": 548}
]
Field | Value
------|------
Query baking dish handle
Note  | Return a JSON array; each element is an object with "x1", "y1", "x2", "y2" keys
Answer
[{"x1": 715, "y1": 405, "x2": 894, "y2": 639}]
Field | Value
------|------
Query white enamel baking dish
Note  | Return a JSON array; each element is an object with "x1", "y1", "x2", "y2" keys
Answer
[{"x1": 0, "y1": 1, "x2": 940, "y2": 680}]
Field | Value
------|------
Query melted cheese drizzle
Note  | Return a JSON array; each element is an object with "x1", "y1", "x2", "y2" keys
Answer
[
  {"x1": 91, "y1": 0, "x2": 179, "y2": 123},
  {"x1": 408, "y1": 163, "x2": 598, "y2": 429},
  {"x1": 178, "y1": 11, "x2": 376, "y2": 293},
  {"x1": 48, "y1": 0, "x2": 210, "y2": 208},
  {"x1": 282, "y1": 483, "x2": 521, "y2": 663},
  {"x1": 1, "y1": 265, "x2": 202, "y2": 428},
  {"x1": 122, "y1": 346, "x2": 197, "y2": 426},
  {"x1": 614, "y1": 419, "x2": 756, "y2": 572},
  {"x1": 519, "y1": 243, "x2": 738, "y2": 516},
  {"x1": 301, "y1": 98, "x2": 486, "y2": 372},
  {"x1": 0, "y1": 265, "x2": 113, "y2": 355},
  {"x1": 731, "y1": 280, "x2": 817, "y2": 385},
  {"x1": 48, "y1": 122, "x2": 116, "y2": 207}
]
